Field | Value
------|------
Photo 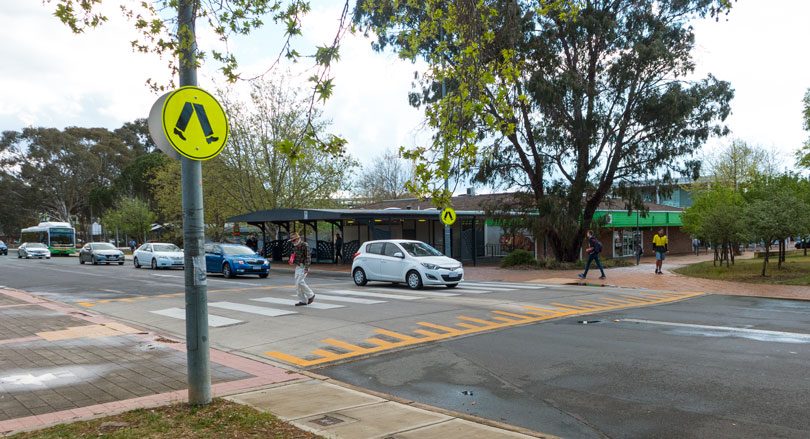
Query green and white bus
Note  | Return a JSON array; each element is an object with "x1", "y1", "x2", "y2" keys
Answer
[{"x1": 20, "y1": 222, "x2": 77, "y2": 256}]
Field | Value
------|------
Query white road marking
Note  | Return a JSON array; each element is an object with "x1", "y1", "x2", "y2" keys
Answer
[
  {"x1": 619, "y1": 319, "x2": 810, "y2": 342},
  {"x1": 457, "y1": 285, "x2": 515, "y2": 291},
  {"x1": 206, "y1": 279, "x2": 261, "y2": 286},
  {"x1": 153, "y1": 274, "x2": 181, "y2": 278},
  {"x1": 299, "y1": 294, "x2": 385, "y2": 304},
  {"x1": 251, "y1": 297, "x2": 344, "y2": 310},
  {"x1": 366, "y1": 288, "x2": 459, "y2": 297},
  {"x1": 463, "y1": 282, "x2": 547, "y2": 290},
  {"x1": 150, "y1": 308, "x2": 242, "y2": 327},
  {"x1": 328, "y1": 289, "x2": 423, "y2": 301},
  {"x1": 210, "y1": 301, "x2": 297, "y2": 317}
]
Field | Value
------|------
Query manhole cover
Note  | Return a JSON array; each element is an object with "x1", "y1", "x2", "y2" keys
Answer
[{"x1": 310, "y1": 415, "x2": 345, "y2": 427}]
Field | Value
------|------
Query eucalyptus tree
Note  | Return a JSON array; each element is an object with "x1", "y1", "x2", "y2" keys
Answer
[{"x1": 355, "y1": 0, "x2": 734, "y2": 261}]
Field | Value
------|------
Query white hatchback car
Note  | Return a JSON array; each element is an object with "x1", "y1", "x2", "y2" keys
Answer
[
  {"x1": 351, "y1": 240, "x2": 464, "y2": 289},
  {"x1": 133, "y1": 242, "x2": 184, "y2": 269}
]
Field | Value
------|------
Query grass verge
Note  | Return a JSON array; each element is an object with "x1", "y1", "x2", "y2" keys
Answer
[
  {"x1": 10, "y1": 398, "x2": 321, "y2": 439},
  {"x1": 674, "y1": 255, "x2": 810, "y2": 286}
]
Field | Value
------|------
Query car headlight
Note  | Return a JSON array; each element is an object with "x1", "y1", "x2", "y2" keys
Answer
[
  {"x1": 236, "y1": 260, "x2": 245, "y2": 265},
  {"x1": 263, "y1": 260, "x2": 269, "y2": 265},
  {"x1": 421, "y1": 262, "x2": 439, "y2": 270}
]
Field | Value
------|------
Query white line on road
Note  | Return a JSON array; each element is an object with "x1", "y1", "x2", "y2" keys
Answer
[
  {"x1": 456, "y1": 285, "x2": 515, "y2": 292},
  {"x1": 251, "y1": 297, "x2": 344, "y2": 310},
  {"x1": 463, "y1": 282, "x2": 547, "y2": 290},
  {"x1": 619, "y1": 319, "x2": 810, "y2": 342},
  {"x1": 328, "y1": 289, "x2": 423, "y2": 301},
  {"x1": 298, "y1": 294, "x2": 385, "y2": 304},
  {"x1": 150, "y1": 307, "x2": 242, "y2": 327},
  {"x1": 152, "y1": 274, "x2": 181, "y2": 278},
  {"x1": 209, "y1": 302, "x2": 297, "y2": 317},
  {"x1": 366, "y1": 288, "x2": 459, "y2": 297}
]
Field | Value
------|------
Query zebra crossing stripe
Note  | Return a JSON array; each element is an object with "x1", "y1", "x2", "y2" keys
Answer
[
  {"x1": 251, "y1": 297, "x2": 344, "y2": 309},
  {"x1": 456, "y1": 285, "x2": 514, "y2": 292},
  {"x1": 209, "y1": 302, "x2": 297, "y2": 317},
  {"x1": 366, "y1": 288, "x2": 459, "y2": 297},
  {"x1": 462, "y1": 282, "x2": 545, "y2": 290},
  {"x1": 299, "y1": 294, "x2": 385, "y2": 304},
  {"x1": 328, "y1": 289, "x2": 423, "y2": 301},
  {"x1": 150, "y1": 307, "x2": 242, "y2": 327}
]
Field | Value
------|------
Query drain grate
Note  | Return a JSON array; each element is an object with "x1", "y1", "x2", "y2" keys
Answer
[{"x1": 310, "y1": 415, "x2": 345, "y2": 427}]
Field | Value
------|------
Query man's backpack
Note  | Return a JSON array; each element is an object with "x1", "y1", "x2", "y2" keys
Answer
[{"x1": 592, "y1": 238, "x2": 603, "y2": 254}]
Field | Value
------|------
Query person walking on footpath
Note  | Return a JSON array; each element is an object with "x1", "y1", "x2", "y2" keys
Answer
[
  {"x1": 692, "y1": 237, "x2": 700, "y2": 256},
  {"x1": 634, "y1": 238, "x2": 644, "y2": 265},
  {"x1": 653, "y1": 228, "x2": 668, "y2": 274},
  {"x1": 289, "y1": 232, "x2": 315, "y2": 306},
  {"x1": 578, "y1": 230, "x2": 606, "y2": 280},
  {"x1": 334, "y1": 233, "x2": 343, "y2": 264}
]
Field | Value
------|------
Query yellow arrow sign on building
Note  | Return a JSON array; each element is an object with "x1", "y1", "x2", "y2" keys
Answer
[
  {"x1": 440, "y1": 207, "x2": 456, "y2": 226},
  {"x1": 161, "y1": 86, "x2": 229, "y2": 161}
]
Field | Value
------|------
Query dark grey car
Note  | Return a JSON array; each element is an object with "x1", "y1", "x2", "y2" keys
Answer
[{"x1": 79, "y1": 242, "x2": 125, "y2": 265}]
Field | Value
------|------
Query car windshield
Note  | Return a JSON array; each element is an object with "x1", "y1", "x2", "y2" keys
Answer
[
  {"x1": 27, "y1": 243, "x2": 47, "y2": 249},
  {"x1": 399, "y1": 242, "x2": 443, "y2": 257},
  {"x1": 222, "y1": 245, "x2": 255, "y2": 255},
  {"x1": 93, "y1": 243, "x2": 116, "y2": 250},
  {"x1": 154, "y1": 244, "x2": 181, "y2": 252}
]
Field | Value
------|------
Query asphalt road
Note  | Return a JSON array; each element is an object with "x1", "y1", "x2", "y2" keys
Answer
[{"x1": 320, "y1": 294, "x2": 810, "y2": 438}]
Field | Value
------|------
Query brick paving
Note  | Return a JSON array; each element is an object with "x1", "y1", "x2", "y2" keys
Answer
[{"x1": 0, "y1": 287, "x2": 305, "y2": 435}]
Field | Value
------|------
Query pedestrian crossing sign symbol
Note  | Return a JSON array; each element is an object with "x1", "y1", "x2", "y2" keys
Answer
[
  {"x1": 441, "y1": 207, "x2": 456, "y2": 226},
  {"x1": 161, "y1": 86, "x2": 228, "y2": 160}
]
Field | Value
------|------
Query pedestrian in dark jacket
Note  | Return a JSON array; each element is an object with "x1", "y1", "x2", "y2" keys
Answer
[{"x1": 578, "y1": 230, "x2": 606, "y2": 280}]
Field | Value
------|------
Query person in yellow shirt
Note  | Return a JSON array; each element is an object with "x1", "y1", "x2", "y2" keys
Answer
[{"x1": 652, "y1": 228, "x2": 668, "y2": 274}]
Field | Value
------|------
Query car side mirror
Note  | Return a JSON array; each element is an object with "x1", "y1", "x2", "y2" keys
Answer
[{"x1": 393, "y1": 252, "x2": 404, "y2": 258}]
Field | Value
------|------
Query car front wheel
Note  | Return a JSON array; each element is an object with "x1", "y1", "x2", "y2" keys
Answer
[
  {"x1": 92, "y1": 256, "x2": 98, "y2": 265},
  {"x1": 223, "y1": 263, "x2": 235, "y2": 278},
  {"x1": 79, "y1": 257, "x2": 85, "y2": 264},
  {"x1": 406, "y1": 270, "x2": 423, "y2": 290},
  {"x1": 134, "y1": 257, "x2": 141, "y2": 268},
  {"x1": 353, "y1": 267, "x2": 368, "y2": 286},
  {"x1": 258, "y1": 273, "x2": 268, "y2": 279},
  {"x1": 151, "y1": 259, "x2": 157, "y2": 270}
]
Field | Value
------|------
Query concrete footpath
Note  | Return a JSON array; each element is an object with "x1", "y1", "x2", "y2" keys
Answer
[{"x1": 0, "y1": 287, "x2": 547, "y2": 438}]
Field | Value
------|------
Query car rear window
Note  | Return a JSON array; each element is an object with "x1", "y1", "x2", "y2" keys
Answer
[{"x1": 366, "y1": 243, "x2": 384, "y2": 254}]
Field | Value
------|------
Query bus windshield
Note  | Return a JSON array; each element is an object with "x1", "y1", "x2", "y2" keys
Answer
[{"x1": 50, "y1": 228, "x2": 75, "y2": 246}]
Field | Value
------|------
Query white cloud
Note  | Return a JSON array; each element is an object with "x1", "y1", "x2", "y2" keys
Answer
[{"x1": 1, "y1": 1, "x2": 807, "y2": 172}]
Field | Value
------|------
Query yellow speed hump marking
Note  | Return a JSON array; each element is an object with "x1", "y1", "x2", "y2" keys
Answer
[
  {"x1": 162, "y1": 86, "x2": 229, "y2": 160},
  {"x1": 440, "y1": 207, "x2": 456, "y2": 226}
]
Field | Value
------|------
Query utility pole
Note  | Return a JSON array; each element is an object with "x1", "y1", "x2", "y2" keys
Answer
[
  {"x1": 178, "y1": 0, "x2": 211, "y2": 405},
  {"x1": 442, "y1": 76, "x2": 451, "y2": 257}
]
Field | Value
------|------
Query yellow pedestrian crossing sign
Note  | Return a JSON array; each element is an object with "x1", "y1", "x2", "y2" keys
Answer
[
  {"x1": 148, "y1": 86, "x2": 229, "y2": 161},
  {"x1": 440, "y1": 207, "x2": 456, "y2": 226}
]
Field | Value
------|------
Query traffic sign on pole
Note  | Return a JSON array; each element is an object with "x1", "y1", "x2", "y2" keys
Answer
[{"x1": 441, "y1": 207, "x2": 456, "y2": 226}]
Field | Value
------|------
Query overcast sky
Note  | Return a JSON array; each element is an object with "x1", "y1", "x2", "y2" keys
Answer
[{"x1": 2, "y1": 1, "x2": 808, "y2": 173}]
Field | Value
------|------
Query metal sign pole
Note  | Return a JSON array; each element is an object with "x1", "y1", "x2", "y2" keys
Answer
[{"x1": 178, "y1": 0, "x2": 211, "y2": 405}]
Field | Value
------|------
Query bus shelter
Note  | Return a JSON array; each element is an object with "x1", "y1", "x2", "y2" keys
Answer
[{"x1": 227, "y1": 208, "x2": 486, "y2": 265}]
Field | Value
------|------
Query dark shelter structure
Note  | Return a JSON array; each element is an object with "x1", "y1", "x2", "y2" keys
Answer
[{"x1": 227, "y1": 208, "x2": 486, "y2": 265}]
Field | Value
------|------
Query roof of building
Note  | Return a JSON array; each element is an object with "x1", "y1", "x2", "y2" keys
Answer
[
  {"x1": 361, "y1": 193, "x2": 683, "y2": 212},
  {"x1": 228, "y1": 208, "x2": 485, "y2": 224}
]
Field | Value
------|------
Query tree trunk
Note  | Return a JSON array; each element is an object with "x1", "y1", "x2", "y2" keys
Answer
[
  {"x1": 730, "y1": 242, "x2": 735, "y2": 265},
  {"x1": 762, "y1": 245, "x2": 769, "y2": 277},
  {"x1": 778, "y1": 240, "x2": 783, "y2": 269},
  {"x1": 713, "y1": 245, "x2": 718, "y2": 267}
]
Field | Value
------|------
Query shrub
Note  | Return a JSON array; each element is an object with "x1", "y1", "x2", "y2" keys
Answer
[{"x1": 500, "y1": 249, "x2": 537, "y2": 268}]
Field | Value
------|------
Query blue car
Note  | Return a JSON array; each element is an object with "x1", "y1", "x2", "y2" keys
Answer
[
  {"x1": 0, "y1": 240, "x2": 7, "y2": 255},
  {"x1": 204, "y1": 243, "x2": 269, "y2": 278}
]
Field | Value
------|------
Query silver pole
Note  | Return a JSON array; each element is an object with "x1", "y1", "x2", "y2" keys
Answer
[
  {"x1": 178, "y1": 0, "x2": 211, "y2": 405},
  {"x1": 442, "y1": 76, "x2": 451, "y2": 257}
]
